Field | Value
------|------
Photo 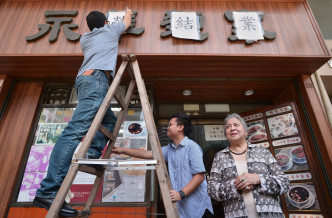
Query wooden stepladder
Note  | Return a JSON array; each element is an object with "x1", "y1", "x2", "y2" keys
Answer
[{"x1": 46, "y1": 55, "x2": 179, "y2": 218}]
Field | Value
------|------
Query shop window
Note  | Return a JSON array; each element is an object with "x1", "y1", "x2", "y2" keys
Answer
[{"x1": 16, "y1": 84, "x2": 153, "y2": 205}]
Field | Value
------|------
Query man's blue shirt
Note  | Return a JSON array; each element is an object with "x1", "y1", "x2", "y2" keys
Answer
[{"x1": 162, "y1": 136, "x2": 213, "y2": 218}]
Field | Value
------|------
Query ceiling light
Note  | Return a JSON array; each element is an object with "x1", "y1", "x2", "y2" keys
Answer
[
  {"x1": 182, "y1": 89, "x2": 192, "y2": 96},
  {"x1": 244, "y1": 90, "x2": 254, "y2": 96}
]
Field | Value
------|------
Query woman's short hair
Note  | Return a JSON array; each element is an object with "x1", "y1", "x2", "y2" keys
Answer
[
  {"x1": 223, "y1": 113, "x2": 248, "y2": 137},
  {"x1": 169, "y1": 113, "x2": 193, "y2": 136},
  {"x1": 86, "y1": 11, "x2": 107, "y2": 31}
]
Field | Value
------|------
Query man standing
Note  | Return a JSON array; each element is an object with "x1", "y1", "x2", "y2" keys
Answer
[
  {"x1": 112, "y1": 113, "x2": 214, "y2": 218},
  {"x1": 33, "y1": 9, "x2": 133, "y2": 217}
]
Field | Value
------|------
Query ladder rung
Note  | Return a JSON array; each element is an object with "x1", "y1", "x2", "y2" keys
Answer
[
  {"x1": 78, "y1": 164, "x2": 104, "y2": 176},
  {"x1": 109, "y1": 166, "x2": 156, "y2": 171},
  {"x1": 114, "y1": 90, "x2": 128, "y2": 109},
  {"x1": 98, "y1": 125, "x2": 115, "y2": 141},
  {"x1": 75, "y1": 159, "x2": 159, "y2": 166}
]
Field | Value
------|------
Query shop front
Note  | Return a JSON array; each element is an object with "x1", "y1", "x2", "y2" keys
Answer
[{"x1": 0, "y1": 0, "x2": 331, "y2": 217}]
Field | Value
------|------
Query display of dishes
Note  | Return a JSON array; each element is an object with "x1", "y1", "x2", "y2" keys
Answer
[
  {"x1": 276, "y1": 153, "x2": 293, "y2": 171},
  {"x1": 287, "y1": 185, "x2": 315, "y2": 209},
  {"x1": 247, "y1": 124, "x2": 263, "y2": 135},
  {"x1": 290, "y1": 146, "x2": 307, "y2": 164},
  {"x1": 283, "y1": 127, "x2": 298, "y2": 136},
  {"x1": 248, "y1": 132, "x2": 267, "y2": 142},
  {"x1": 128, "y1": 123, "x2": 143, "y2": 135}
]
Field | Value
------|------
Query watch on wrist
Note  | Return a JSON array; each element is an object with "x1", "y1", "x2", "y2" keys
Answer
[{"x1": 179, "y1": 190, "x2": 186, "y2": 199}]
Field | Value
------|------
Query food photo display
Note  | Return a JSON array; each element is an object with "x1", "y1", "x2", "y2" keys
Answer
[
  {"x1": 274, "y1": 145, "x2": 309, "y2": 172},
  {"x1": 267, "y1": 113, "x2": 298, "y2": 139},
  {"x1": 285, "y1": 183, "x2": 320, "y2": 212},
  {"x1": 246, "y1": 119, "x2": 268, "y2": 143}
]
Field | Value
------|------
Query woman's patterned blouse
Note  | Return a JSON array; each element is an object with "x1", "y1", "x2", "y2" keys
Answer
[{"x1": 207, "y1": 143, "x2": 290, "y2": 218}]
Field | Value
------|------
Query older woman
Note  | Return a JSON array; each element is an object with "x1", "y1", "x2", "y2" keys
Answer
[{"x1": 207, "y1": 113, "x2": 290, "y2": 218}]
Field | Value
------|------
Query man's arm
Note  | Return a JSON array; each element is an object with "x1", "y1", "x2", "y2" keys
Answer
[
  {"x1": 181, "y1": 172, "x2": 205, "y2": 196},
  {"x1": 170, "y1": 172, "x2": 205, "y2": 201},
  {"x1": 123, "y1": 8, "x2": 133, "y2": 30},
  {"x1": 112, "y1": 147, "x2": 153, "y2": 159}
]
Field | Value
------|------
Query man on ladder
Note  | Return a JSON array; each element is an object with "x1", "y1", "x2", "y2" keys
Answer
[{"x1": 33, "y1": 8, "x2": 133, "y2": 217}]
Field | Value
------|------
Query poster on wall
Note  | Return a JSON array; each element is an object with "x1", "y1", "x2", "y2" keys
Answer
[
  {"x1": 285, "y1": 183, "x2": 320, "y2": 211},
  {"x1": 17, "y1": 172, "x2": 46, "y2": 202},
  {"x1": 35, "y1": 123, "x2": 67, "y2": 145},
  {"x1": 102, "y1": 137, "x2": 147, "y2": 202},
  {"x1": 204, "y1": 125, "x2": 226, "y2": 141},
  {"x1": 247, "y1": 119, "x2": 268, "y2": 143},
  {"x1": 267, "y1": 113, "x2": 298, "y2": 139},
  {"x1": 123, "y1": 121, "x2": 147, "y2": 138},
  {"x1": 17, "y1": 145, "x2": 53, "y2": 202},
  {"x1": 274, "y1": 145, "x2": 308, "y2": 172}
]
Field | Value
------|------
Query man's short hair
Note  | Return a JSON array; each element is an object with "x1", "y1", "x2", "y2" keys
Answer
[
  {"x1": 169, "y1": 113, "x2": 193, "y2": 136},
  {"x1": 86, "y1": 11, "x2": 107, "y2": 31}
]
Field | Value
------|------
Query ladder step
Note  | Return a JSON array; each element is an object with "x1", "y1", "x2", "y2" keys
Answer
[
  {"x1": 114, "y1": 90, "x2": 128, "y2": 109},
  {"x1": 78, "y1": 164, "x2": 104, "y2": 176},
  {"x1": 98, "y1": 125, "x2": 115, "y2": 141}
]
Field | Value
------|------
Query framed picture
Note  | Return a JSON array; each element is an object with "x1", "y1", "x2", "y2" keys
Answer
[
  {"x1": 274, "y1": 145, "x2": 308, "y2": 172},
  {"x1": 267, "y1": 113, "x2": 298, "y2": 139},
  {"x1": 285, "y1": 182, "x2": 320, "y2": 211},
  {"x1": 35, "y1": 123, "x2": 67, "y2": 145},
  {"x1": 246, "y1": 119, "x2": 268, "y2": 143},
  {"x1": 123, "y1": 121, "x2": 147, "y2": 138}
]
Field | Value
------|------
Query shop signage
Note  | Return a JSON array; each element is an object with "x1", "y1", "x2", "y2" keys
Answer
[
  {"x1": 289, "y1": 214, "x2": 323, "y2": 218},
  {"x1": 272, "y1": 136, "x2": 301, "y2": 147},
  {"x1": 204, "y1": 125, "x2": 226, "y2": 141},
  {"x1": 26, "y1": 10, "x2": 81, "y2": 43},
  {"x1": 253, "y1": 142, "x2": 269, "y2": 148},
  {"x1": 243, "y1": 112, "x2": 263, "y2": 121},
  {"x1": 160, "y1": 11, "x2": 208, "y2": 41},
  {"x1": 106, "y1": 10, "x2": 144, "y2": 35},
  {"x1": 266, "y1": 106, "x2": 292, "y2": 116},
  {"x1": 224, "y1": 10, "x2": 276, "y2": 45},
  {"x1": 26, "y1": 10, "x2": 144, "y2": 43},
  {"x1": 287, "y1": 173, "x2": 312, "y2": 181}
]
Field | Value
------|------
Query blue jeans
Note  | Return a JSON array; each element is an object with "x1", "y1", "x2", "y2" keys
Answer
[{"x1": 36, "y1": 70, "x2": 117, "y2": 197}]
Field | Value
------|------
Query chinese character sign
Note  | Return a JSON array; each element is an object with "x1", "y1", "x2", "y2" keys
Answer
[
  {"x1": 160, "y1": 10, "x2": 208, "y2": 41},
  {"x1": 171, "y1": 12, "x2": 199, "y2": 40},
  {"x1": 106, "y1": 10, "x2": 144, "y2": 35},
  {"x1": 26, "y1": 10, "x2": 81, "y2": 43},
  {"x1": 233, "y1": 12, "x2": 264, "y2": 41},
  {"x1": 224, "y1": 10, "x2": 276, "y2": 45},
  {"x1": 107, "y1": 11, "x2": 125, "y2": 25}
]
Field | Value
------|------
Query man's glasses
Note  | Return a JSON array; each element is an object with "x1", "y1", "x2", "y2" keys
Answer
[{"x1": 167, "y1": 123, "x2": 179, "y2": 128}]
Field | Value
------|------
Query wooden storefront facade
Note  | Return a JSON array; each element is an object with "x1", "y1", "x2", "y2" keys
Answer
[{"x1": 0, "y1": 0, "x2": 331, "y2": 217}]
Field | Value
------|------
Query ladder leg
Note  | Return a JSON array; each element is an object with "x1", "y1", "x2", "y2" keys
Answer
[
  {"x1": 129, "y1": 56, "x2": 179, "y2": 218},
  {"x1": 82, "y1": 174, "x2": 103, "y2": 218},
  {"x1": 46, "y1": 165, "x2": 79, "y2": 218},
  {"x1": 104, "y1": 79, "x2": 136, "y2": 158}
]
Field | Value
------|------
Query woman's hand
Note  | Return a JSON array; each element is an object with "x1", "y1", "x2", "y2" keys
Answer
[
  {"x1": 234, "y1": 172, "x2": 260, "y2": 192},
  {"x1": 169, "y1": 190, "x2": 181, "y2": 202}
]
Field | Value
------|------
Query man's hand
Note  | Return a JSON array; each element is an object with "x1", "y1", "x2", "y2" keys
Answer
[
  {"x1": 169, "y1": 190, "x2": 181, "y2": 202},
  {"x1": 123, "y1": 8, "x2": 133, "y2": 29},
  {"x1": 111, "y1": 146, "x2": 125, "y2": 154}
]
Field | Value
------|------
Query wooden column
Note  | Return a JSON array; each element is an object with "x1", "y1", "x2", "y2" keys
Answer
[
  {"x1": 0, "y1": 81, "x2": 43, "y2": 218},
  {"x1": 297, "y1": 75, "x2": 332, "y2": 213}
]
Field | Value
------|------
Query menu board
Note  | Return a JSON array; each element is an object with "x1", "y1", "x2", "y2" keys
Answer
[{"x1": 242, "y1": 102, "x2": 323, "y2": 216}]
